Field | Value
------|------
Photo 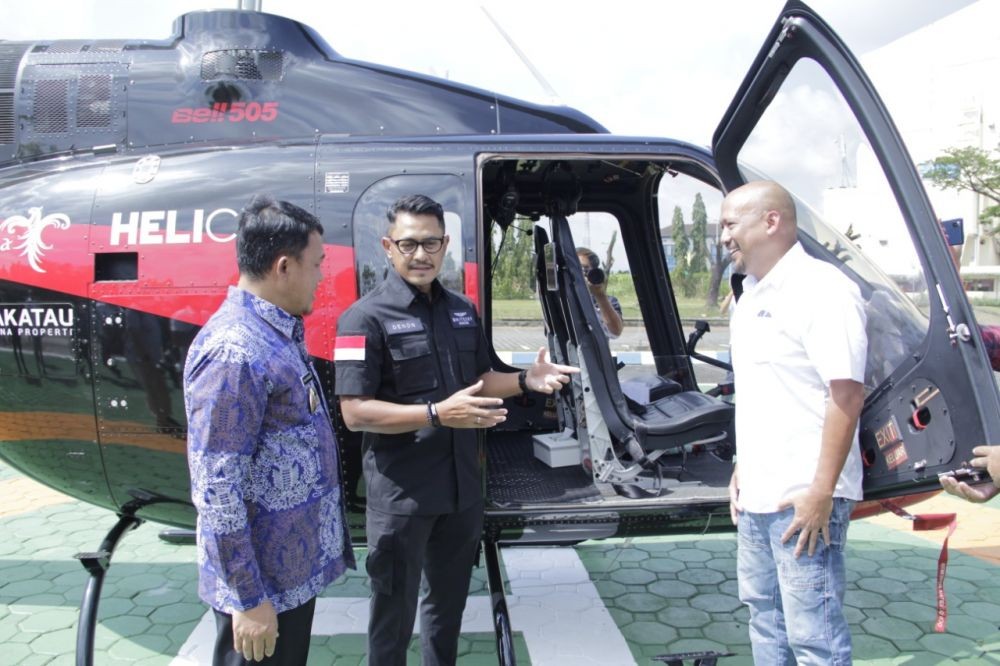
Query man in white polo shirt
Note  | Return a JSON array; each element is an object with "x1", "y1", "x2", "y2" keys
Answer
[{"x1": 721, "y1": 180, "x2": 867, "y2": 665}]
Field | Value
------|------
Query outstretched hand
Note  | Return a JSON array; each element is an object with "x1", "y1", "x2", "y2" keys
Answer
[
  {"x1": 525, "y1": 348, "x2": 579, "y2": 394},
  {"x1": 940, "y1": 475, "x2": 1000, "y2": 503},
  {"x1": 941, "y1": 444, "x2": 1000, "y2": 503},
  {"x1": 436, "y1": 380, "x2": 507, "y2": 429}
]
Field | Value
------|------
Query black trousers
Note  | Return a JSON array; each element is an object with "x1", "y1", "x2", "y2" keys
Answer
[
  {"x1": 212, "y1": 597, "x2": 316, "y2": 666},
  {"x1": 365, "y1": 502, "x2": 484, "y2": 666}
]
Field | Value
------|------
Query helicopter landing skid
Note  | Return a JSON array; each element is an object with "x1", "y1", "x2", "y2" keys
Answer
[
  {"x1": 483, "y1": 540, "x2": 517, "y2": 666},
  {"x1": 653, "y1": 650, "x2": 735, "y2": 665},
  {"x1": 73, "y1": 511, "x2": 144, "y2": 666}
]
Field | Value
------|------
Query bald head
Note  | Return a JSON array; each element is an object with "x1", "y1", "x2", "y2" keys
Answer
[{"x1": 719, "y1": 180, "x2": 798, "y2": 280}]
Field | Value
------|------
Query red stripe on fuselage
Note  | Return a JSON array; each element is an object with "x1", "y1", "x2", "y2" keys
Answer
[
  {"x1": 1, "y1": 239, "x2": 358, "y2": 362},
  {"x1": 464, "y1": 261, "x2": 479, "y2": 313}
]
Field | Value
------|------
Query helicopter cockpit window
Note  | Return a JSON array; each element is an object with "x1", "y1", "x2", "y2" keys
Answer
[
  {"x1": 656, "y1": 176, "x2": 729, "y2": 391},
  {"x1": 734, "y1": 58, "x2": 929, "y2": 392},
  {"x1": 490, "y1": 210, "x2": 652, "y2": 380},
  {"x1": 352, "y1": 175, "x2": 465, "y2": 298}
]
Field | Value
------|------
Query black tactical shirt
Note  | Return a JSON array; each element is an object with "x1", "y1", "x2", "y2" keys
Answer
[{"x1": 334, "y1": 270, "x2": 491, "y2": 515}]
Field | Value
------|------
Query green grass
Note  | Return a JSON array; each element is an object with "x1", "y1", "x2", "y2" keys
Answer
[{"x1": 492, "y1": 294, "x2": 728, "y2": 321}]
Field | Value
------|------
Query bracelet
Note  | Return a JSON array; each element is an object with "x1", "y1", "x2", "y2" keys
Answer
[
  {"x1": 518, "y1": 369, "x2": 530, "y2": 394},
  {"x1": 427, "y1": 401, "x2": 441, "y2": 427}
]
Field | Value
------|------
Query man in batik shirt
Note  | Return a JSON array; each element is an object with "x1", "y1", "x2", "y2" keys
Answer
[{"x1": 185, "y1": 195, "x2": 354, "y2": 665}]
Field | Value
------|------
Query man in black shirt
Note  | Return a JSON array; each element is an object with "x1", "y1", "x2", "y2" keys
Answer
[{"x1": 334, "y1": 194, "x2": 576, "y2": 665}]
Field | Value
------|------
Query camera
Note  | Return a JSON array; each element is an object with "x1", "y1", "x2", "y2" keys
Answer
[
  {"x1": 940, "y1": 217, "x2": 964, "y2": 246},
  {"x1": 586, "y1": 267, "x2": 605, "y2": 286}
]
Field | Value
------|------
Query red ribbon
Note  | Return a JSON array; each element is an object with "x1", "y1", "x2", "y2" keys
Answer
[{"x1": 879, "y1": 500, "x2": 957, "y2": 632}]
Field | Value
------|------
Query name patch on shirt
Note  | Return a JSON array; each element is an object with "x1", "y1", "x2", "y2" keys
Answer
[
  {"x1": 450, "y1": 310, "x2": 476, "y2": 328},
  {"x1": 386, "y1": 319, "x2": 424, "y2": 335}
]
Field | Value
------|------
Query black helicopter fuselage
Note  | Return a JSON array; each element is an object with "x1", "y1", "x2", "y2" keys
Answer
[{"x1": 2, "y1": 5, "x2": 998, "y2": 551}]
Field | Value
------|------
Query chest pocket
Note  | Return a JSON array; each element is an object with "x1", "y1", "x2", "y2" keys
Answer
[
  {"x1": 454, "y1": 330, "x2": 481, "y2": 384},
  {"x1": 387, "y1": 333, "x2": 439, "y2": 397}
]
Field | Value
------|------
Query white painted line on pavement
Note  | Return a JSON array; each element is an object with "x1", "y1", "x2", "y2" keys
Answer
[{"x1": 170, "y1": 546, "x2": 636, "y2": 666}]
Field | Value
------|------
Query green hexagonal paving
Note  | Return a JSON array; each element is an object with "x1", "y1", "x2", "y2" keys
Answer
[
  {"x1": 705, "y1": 556, "x2": 737, "y2": 572},
  {"x1": 615, "y1": 592, "x2": 669, "y2": 613},
  {"x1": 107, "y1": 634, "x2": 172, "y2": 661},
  {"x1": 621, "y1": 619, "x2": 678, "y2": 645},
  {"x1": 655, "y1": 606, "x2": 711, "y2": 629},
  {"x1": 943, "y1": 615, "x2": 1000, "y2": 640},
  {"x1": 678, "y1": 568, "x2": 726, "y2": 585},
  {"x1": 592, "y1": 578, "x2": 628, "y2": 598},
  {"x1": 880, "y1": 566, "x2": 927, "y2": 583},
  {"x1": 856, "y1": 576, "x2": 909, "y2": 596},
  {"x1": 690, "y1": 593, "x2": 741, "y2": 613},
  {"x1": 0, "y1": 578, "x2": 53, "y2": 599},
  {"x1": 148, "y1": 602, "x2": 206, "y2": 625},
  {"x1": 608, "y1": 567, "x2": 657, "y2": 585},
  {"x1": 661, "y1": 637, "x2": 729, "y2": 657},
  {"x1": 1, "y1": 644, "x2": 33, "y2": 665},
  {"x1": 29, "y1": 626, "x2": 76, "y2": 655},
  {"x1": 608, "y1": 547, "x2": 650, "y2": 563},
  {"x1": 702, "y1": 619, "x2": 748, "y2": 645},
  {"x1": 862, "y1": 615, "x2": 923, "y2": 642},
  {"x1": 643, "y1": 557, "x2": 686, "y2": 574},
  {"x1": 671, "y1": 548, "x2": 713, "y2": 563},
  {"x1": 104, "y1": 613, "x2": 152, "y2": 638},
  {"x1": 883, "y1": 600, "x2": 934, "y2": 624},
  {"x1": 958, "y1": 600, "x2": 1000, "y2": 623},
  {"x1": 850, "y1": 633, "x2": 899, "y2": 658},
  {"x1": 17, "y1": 608, "x2": 77, "y2": 633},
  {"x1": 692, "y1": 538, "x2": 737, "y2": 553},
  {"x1": 649, "y1": 579, "x2": 698, "y2": 599},
  {"x1": 918, "y1": 632, "x2": 985, "y2": 659}
]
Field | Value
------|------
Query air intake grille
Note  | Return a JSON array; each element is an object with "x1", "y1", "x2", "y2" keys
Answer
[
  {"x1": 0, "y1": 93, "x2": 13, "y2": 143},
  {"x1": 201, "y1": 50, "x2": 283, "y2": 81},
  {"x1": 0, "y1": 43, "x2": 27, "y2": 144},
  {"x1": 34, "y1": 79, "x2": 69, "y2": 133},
  {"x1": 0, "y1": 43, "x2": 28, "y2": 88},
  {"x1": 47, "y1": 40, "x2": 87, "y2": 54},
  {"x1": 77, "y1": 74, "x2": 112, "y2": 128}
]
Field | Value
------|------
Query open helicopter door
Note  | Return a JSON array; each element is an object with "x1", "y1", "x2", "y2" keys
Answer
[{"x1": 711, "y1": 0, "x2": 1000, "y2": 499}]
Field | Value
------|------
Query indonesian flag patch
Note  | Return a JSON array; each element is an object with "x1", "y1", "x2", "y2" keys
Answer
[{"x1": 334, "y1": 335, "x2": 366, "y2": 362}]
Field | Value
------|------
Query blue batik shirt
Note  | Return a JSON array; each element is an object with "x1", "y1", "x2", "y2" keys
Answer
[{"x1": 184, "y1": 286, "x2": 354, "y2": 614}]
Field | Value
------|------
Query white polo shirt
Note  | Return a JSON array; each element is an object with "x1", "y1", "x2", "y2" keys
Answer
[{"x1": 731, "y1": 242, "x2": 867, "y2": 513}]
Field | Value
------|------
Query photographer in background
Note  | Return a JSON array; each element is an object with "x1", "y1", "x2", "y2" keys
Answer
[{"x1": 577, "y1": 246, "x2": 624, "y2": 338}]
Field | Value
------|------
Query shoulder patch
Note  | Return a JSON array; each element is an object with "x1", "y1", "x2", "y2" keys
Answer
[{"x1": 334, "y1": 335, "x2": 365, "y2": 361}]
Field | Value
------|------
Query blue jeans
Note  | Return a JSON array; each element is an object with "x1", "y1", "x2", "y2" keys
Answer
[{"x1": 737, "y1": 498, "x2": 854, "y2": 665}]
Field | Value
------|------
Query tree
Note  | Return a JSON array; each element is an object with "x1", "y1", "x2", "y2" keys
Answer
[
  {"x1": 688, "y1": 193, "x2": 709, "y2": 273},
  {"x1": 490, "y1": 218, "x2": 535, "y2": 299},
  {"x1": 706, "y1": 236, "x2": 731, "y2": 308},
  {"x1": 924, "y1": 146, "x2": 1000, "y2": 235},
  {"x1": 670, "y1": 205, "x2": 689, "y2": 278},
  {"x1": 603, "y1": 229, "x2": 618, "y2": 274}
]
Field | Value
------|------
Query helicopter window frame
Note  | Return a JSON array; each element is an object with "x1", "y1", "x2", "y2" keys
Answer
[{"x1": 351, "y1": 174, "x2": 466, "y2": 298}]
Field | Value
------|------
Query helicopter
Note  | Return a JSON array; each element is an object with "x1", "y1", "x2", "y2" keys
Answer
[{"x1": 1, "y1": 1, "x2": 998, "y2": 664}]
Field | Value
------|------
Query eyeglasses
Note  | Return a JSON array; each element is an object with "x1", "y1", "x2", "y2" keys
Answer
[{"x1": 388, "y1": 236, "x2": 445, "y2": 255}]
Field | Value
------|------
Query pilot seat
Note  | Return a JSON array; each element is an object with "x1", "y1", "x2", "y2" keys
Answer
[{"x1": 533, "y1": 215, "x2": 734, "y2": 497}]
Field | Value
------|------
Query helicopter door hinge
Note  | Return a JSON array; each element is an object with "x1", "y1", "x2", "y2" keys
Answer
[
  {"x1": 935, "y1": 283, "x2": 972, "y2": 345},
  {"x1": 768, "y1": 18, "x2": 798, "y2": 59}
]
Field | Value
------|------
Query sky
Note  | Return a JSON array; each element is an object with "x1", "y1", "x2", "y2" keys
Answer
[
  {"x1": 2, "y1": 0, "x2": 978, "y2": 148},
  {"x1": 1, "y1": 0, "x2": 985, "y2": 274}
]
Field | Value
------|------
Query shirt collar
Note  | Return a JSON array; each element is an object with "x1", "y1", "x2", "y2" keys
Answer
[
  {"x1": 743, "y1": 242, "x2": 807, "y2": 294},
  {"x1": 227, "y1": 285, "x2": 304, "y2": 343},
  {"x1": 384, "y1": 269, "x2": 443, "y2": 306}
]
